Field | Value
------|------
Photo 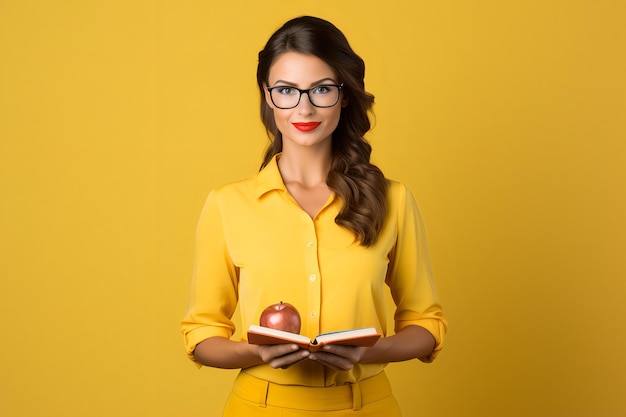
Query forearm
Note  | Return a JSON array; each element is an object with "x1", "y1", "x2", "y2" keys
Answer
[
  {"x1": 193, "y1": 326, "x2": 435, "y2": 370},
  {"x1": 361, "y1": 325, "x2": 436, "y2": 363},
  {"x1": 193, "y1": 336, "x2": 264, "y2": 369}
]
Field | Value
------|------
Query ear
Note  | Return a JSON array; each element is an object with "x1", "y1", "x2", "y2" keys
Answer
[
  {"x1": 340, "y1": 91, "x2": 349, "y2": 108},
  {"x1": 263, "y1": 84, "x2": 275, "y2": 109}
]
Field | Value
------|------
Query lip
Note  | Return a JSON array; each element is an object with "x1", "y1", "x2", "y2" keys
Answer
[{"x1": 292, "y1": 122, "x2": 321, "y2": 132}]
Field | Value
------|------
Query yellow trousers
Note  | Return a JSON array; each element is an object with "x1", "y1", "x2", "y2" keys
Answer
[{"x1": 222, "y1": 371, "x2": 403, "y2": 416}]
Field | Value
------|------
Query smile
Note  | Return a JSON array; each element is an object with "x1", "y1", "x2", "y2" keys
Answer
[{"x1": 292, "y1": 122, "x2": 321, "y2": 132}]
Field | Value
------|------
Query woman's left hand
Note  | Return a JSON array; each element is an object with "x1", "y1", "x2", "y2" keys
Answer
[
  {"x1": 306, "y1": 326, "x2": 437, "y2": 371},
  {"x1": 307, "y1": 345, "x2": 368, "y2": 371}
]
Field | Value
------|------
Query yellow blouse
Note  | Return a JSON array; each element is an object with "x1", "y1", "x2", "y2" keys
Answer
[{"x1": 181, "y1": 155, "x2": 447, "y2": 386}]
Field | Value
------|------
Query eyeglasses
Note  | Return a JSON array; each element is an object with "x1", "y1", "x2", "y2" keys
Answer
[{"x1": 267, "y1": 83, "x2": 344, "y2": 109}]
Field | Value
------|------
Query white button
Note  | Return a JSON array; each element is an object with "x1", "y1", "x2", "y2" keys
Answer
[
  {"x1": 310, "y1": 311, "x2": 317, "y2": 318},
  {"x1": 307, "y1": 241, "x2": 315, "y2": 248},
  {"x1": 309, "y1": 274, "x2": 316, "y2": 282}
]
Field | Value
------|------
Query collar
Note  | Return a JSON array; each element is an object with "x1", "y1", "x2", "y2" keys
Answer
[{"x1": 254, "y1": 154, "x2": 286, "y2": 199}]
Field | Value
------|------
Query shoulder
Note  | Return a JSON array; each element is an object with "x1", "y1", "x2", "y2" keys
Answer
[
  {"x1": 211, "y1": 156, "x2": 283, "y2": 202},
  {"x1": 210, "y1": 174, "x2": 257, "y2": 201},
  {"x1": 384, "y1": 179, "x2": 423, "y2": 222},
  {"x1": 386, "y1": 179, "x2": 407, "y2": 194},
  {"x1": 386, "y1": 179, "x2": 413, "y2": 205},
  {"x1": 197, "y1": 175, "x2": 258, "y2": 219}
]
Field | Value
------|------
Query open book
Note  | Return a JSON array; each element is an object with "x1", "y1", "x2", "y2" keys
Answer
[{"x1": 247, "y1": 325, "x2": 381, "y2": 352}]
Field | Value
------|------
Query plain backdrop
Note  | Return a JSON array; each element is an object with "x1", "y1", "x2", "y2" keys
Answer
[{"x1": 1, "y1": 1, "x2": 625, "y2": 416}]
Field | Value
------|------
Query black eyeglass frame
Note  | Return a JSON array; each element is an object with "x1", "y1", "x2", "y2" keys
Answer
[{"x1": 266, "y1": 83, "x2": 344, "y2": 109}]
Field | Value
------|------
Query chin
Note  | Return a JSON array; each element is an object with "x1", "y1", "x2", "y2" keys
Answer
[{"x1": 283, "y1": 133, "x2": 332, "y2": 149}]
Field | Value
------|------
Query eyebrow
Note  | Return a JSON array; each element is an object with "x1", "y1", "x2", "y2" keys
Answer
[{"x1": 271, "y1": 77, "x2": 338, "y2": 87}]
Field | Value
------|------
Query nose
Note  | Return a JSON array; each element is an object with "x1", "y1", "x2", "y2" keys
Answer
[{"x1": 296, "y1": 91, "x2": 315, "y2": 114}]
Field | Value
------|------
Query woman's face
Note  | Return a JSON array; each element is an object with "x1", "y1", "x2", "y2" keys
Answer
[{"x1": 264, "y1": 52, "x2": 344, "y2": 152}]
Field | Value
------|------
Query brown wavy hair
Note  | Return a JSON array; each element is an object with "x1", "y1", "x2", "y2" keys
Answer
[{"x1": 257, "y1": 16, "x2": 387, "y2": 246}]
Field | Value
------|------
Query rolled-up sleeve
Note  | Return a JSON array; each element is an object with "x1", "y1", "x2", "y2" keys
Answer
[
  {"x1": 181, "y1": 190, "x2": 239, "y2": 365},
  {"x1": 386, "y1": 185, "x2": 447, "y2": 362}
]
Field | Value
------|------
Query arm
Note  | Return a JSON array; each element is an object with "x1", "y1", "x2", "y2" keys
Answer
[
  {"x1": 361, "y1": 324, "x2": 436, "y2": 363},
  {"x1": 193, "y1": 336, "x2": 310, "y2": 369},
  {"x1": 308, "y1": 325, "x2": 435, "y2": 371}
]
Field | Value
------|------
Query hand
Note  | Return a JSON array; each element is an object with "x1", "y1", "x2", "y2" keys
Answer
[
  {"x1": 257, "y1": 344, "x2": 310, "y2": 369},
  {"x1": 307, "y1": 345, "x2": 368, "y2": 371}
]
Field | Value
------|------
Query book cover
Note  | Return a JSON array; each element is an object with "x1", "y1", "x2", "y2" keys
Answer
[{"x1": 247, "y1": 325, "x2": 381, "y2": 352}]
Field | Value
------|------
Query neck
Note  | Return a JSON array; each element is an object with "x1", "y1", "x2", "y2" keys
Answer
[{"x1": 277, "y1": 146, "x2": 332, "y2": 188}]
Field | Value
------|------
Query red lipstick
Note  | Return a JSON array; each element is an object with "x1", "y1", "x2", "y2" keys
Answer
[{"x1": 292, "y1": 122, "x2": 321, "y2": 132}]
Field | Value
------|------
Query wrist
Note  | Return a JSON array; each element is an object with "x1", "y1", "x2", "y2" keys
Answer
[
  {"x1": 360, "y1": 337, "x2": 390, "y2": 364},
  {"x1": 241, "y1": 341, "x2": 264, "y2": 367}
]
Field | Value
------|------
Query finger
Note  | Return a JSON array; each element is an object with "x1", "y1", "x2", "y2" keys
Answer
[
  {"x1": 270, "y1": 349, "x2": 309, "y2": 369},
  {"x1": 319, "y1": 345, "x2": 364, "y2": 362},
  {"x1": 278, "y1": 351, "x2": 310, "y2": 369},
  {"x1": 257, "y1": 344, "x2": 300, "y2": 362},
  {"x1": 308, "y1": 351, "x2": 354, "y2": 371}
]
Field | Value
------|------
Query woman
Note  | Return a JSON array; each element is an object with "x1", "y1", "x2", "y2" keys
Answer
[{"x1": 181, "y1": 16, "x2": 447, "y2": 416}]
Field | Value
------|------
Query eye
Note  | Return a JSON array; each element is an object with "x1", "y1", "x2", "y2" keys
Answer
[
  {"x1": 311, "y1": 85, "x2": 331, "y2": 94},
  {"x1": 275, "y1": 87, "x2": 297, "y2": 95}
]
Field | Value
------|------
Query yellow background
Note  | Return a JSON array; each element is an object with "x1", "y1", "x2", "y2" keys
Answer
[{"x1": 1, "y1": 1, "x2": 624, "y2": 416}]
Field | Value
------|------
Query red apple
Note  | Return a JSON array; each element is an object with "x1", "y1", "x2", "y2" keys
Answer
[{"x1": 259, "y1": 301, "x2": 301, "y2": 334}]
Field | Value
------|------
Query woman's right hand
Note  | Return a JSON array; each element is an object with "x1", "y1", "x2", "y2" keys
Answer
[
  {"x1": 256, "y1": 344, "x2": 310, "y2": 369},
  {"x1": 193, "y1": 337, "x2": 309, "y2": 369}
]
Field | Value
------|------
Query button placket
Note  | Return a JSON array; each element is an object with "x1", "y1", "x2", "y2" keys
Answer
[{"x1": 303, "y1": 227, "x2": 321, "y2": 337}]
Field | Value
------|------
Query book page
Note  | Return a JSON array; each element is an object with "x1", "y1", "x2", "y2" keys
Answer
[{"x1": 314, "y1": 328, "x2": 379, "y2": 344}]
